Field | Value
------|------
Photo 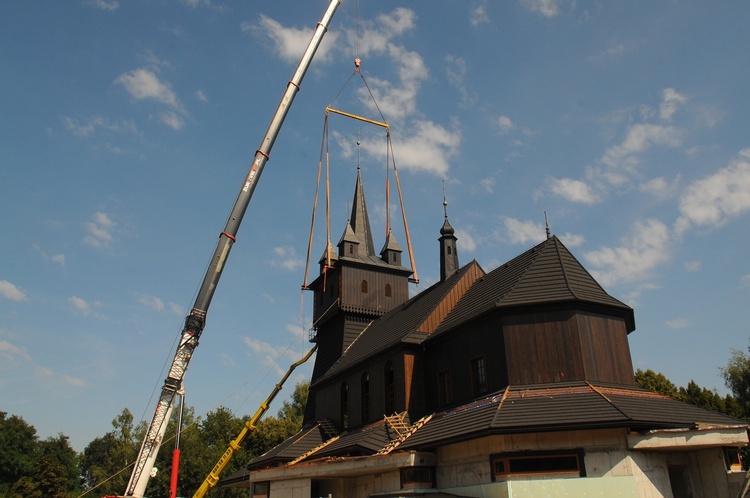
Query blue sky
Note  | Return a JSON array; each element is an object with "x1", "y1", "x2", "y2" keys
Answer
[{"x1": 2, "y1": 0, "x2": 750, "y2": 452}]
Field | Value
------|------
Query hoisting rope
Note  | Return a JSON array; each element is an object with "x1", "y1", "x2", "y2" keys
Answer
[{"x1": 300, "y1": 58, "x2": 420, "y2": 289}]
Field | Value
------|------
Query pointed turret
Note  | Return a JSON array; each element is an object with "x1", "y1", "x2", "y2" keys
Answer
[
  {"x1": 439, "y1": 187, "x2": 459, "y2": 281},
  {"x1": 380, "y1": 230, "x2": 403, "y2": 266},
  {"x1": 337, "y1": 222, "x2": 360, "y2": 259}
]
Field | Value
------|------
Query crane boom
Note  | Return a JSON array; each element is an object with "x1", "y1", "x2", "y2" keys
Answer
[
  {"x1": 192, "y1": 345, "x2": 318, "y2": 498},
  {"x1": 121, "y1": 2, "x2": 340, "y2": 496}
]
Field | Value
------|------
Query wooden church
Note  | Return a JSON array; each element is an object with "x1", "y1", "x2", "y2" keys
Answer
[{"x1": 226, "y1": 172, "x2": 749, "y2": 498}]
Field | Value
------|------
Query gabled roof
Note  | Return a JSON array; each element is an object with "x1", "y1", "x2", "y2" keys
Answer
[
  {"x1": 311, "y1": 260, "x2": 485, "y2": 386},
  {"x1": 433, "y1": 235, "x2": 634, "y2": 335}
]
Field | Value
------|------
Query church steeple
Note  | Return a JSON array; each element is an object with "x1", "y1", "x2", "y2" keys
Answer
[
  {"x1": 349, "y1": 167, "x2": 376, "y2": 257},
  {"x1": 439, "y1": 182, "x2": 459, "y2": 281}
]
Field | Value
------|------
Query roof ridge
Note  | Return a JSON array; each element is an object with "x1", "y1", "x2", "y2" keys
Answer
[
  {"x1": 416, "y1": 260, "x2": 485, "y2": 334},
  {"x1": 552, "y1": 236, "x2": 581, "y2": 301},
  {"x1": 494, "y1": 238, "x2": 549, "y2": 304}
]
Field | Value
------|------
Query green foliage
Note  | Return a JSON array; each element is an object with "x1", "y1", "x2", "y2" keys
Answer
[
  {"x1": 0, "y1": 414, "x2": 81, "y2": 498},
  {"x1": 634, "y1": 369, "x2": 679, "y2": 398},
  {"x1": 80, "y1": 408, "x2": 140, "y2": 495},
  {"x1": 0, "y1": 412, "x2": 38, "y2": 494},
  {"x1": 722, "y1": 346, "x2": 750, "y2": 418}
]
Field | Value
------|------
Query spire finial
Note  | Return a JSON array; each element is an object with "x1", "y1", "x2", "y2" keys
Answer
[
  {"x1": 442, "y1": 179, "x2": 448, "y2": 220},
  {"x1": 544, "y1": 211, "x2": 551, "y2": 239}
]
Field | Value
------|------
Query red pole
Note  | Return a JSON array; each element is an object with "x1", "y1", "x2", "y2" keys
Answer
[{"x1": 170, "y1": 448, "x2": 181, "y2": 498}]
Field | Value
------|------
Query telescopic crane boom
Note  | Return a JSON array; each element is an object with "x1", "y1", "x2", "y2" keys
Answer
[{"x1": 118, "y1": 2, "x2": 340, "y2": 496}]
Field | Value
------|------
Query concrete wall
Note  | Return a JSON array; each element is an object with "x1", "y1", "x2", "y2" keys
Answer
[{"x1": 435, "y1": 429, "x2": 739, "y2": 498}]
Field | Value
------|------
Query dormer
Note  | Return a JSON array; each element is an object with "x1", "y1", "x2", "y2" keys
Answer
[
  {"x1": 337, "y1": 222, "x2": 360, "y2": 259},
  {"x1": 380, "y1": 230, "x2": 403, "y2": 267}
]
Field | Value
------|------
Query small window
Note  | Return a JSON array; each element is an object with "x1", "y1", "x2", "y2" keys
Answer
[
  {"x1": 385, "y1": 283, "x2": 392, "y2": 297},
  {"x1": 471, "y1": 356, "x2": 488, "y2": 395},
  {"x1": 361, "y1": 280, "x2": 368, "y2": 293},
  {"x1": 491, "y1": 450, "x2": 584, "y2": 480},
  {"x1": 392, "y1": 252, "x2": 397, "y2": 262},
  {"x1": 349, "y1": 244, "x2": 354, "y2": 255},
  {"x1": 252, "y1": 481, "x2": 270, "y2": 498},
  {"x1": 447, "y1": 246, "x2": 452, "y2": 255},
  {"x1": 401, "y1": 467, "x2": 435, "y2": 489},
  {"x1": 437, "y1": 370, "x2": 452, "y2": 406},
  {"x1": 361, "y1": 371, "x2": 371, "y2": 422},
  {"x1": 725, "y1": 447, "x2": 742, "y2": 471},
  {"x1": 340, "y1": 382, "x2": 349, "y2": 429},
  {"x1": 385, "y1": 360, "x2": 395, "y2": 414}
]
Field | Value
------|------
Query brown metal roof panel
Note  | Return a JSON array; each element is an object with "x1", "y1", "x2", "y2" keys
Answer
[
  {"x1": 313, "y1": 262, "x2": 479, "y2": 384},
  {"x1": 607, "y1": 392, "x2": 745, "y2": 428},
  {"x1": 492, "y1": 392, "x2": 625, "y2": 429},
  {"x1": 399, "y1": 396, "x2": 501, "y2": 450},
  {"x1": 247, "y1": 424, "x2": 328, "y2": 468},
  {"x1": 313, "y1": 421, "x2": 394, "y2": 457}
]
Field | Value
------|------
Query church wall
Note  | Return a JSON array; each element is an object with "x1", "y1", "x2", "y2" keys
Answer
[
  {"x1": 503, "y1": 310, "x2": 587, "y2": 385},
  {"x1": 422, "y1": 314, "x2": 508, "y2": 412},
  {"x1": 340, "y1": 266, "x2": 408, "y2": 314},
  {"x1": 577, "y1": 311, "x2": 636, "y2": 385}
]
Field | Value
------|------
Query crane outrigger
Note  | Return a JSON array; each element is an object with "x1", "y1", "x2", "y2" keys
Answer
[{"x1": 110, "y1": 2, "x2": 340, "y2": 496}]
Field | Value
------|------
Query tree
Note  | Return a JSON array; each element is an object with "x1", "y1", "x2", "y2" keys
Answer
[
  {"x1": 722, "y1": 346, "x2": 750, "y2": 419},
  {"x1": 80, "y1": 408, "x2": 140, "y2": 495},
  {"x1": 7, "y1": 434, "x2": 81, "y2": 498},
  {"x1": 635, "y1": 369, "x2": 680, "y2": 398},
  {"x1": 0, "y1": 412, "x2": 38, "y2": 495}
]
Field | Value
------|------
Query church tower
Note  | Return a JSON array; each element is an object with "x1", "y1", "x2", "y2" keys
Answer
[
  {"x1": 308, "y1": 169, "x2": 413, "y2": 385},
  {"x1": 439, "y1": 190, "x2": 459, "y2": 281}
]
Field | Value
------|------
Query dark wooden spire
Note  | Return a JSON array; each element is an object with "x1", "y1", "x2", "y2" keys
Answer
[{"x1": 349, "y1": 168, "x2": 376, "y2": 257}]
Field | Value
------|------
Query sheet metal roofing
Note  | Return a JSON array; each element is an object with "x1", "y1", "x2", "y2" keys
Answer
[{"x1": 249, "y1": 382, "x2": 745, "y2": 467}]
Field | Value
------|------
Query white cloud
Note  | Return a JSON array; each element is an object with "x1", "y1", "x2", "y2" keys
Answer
[
  {"x1": 245, "y1": 14, "x2": 339, "y2": 65},
  {"x1": 497, "y1": 115, "x2": 515, "y2": 134},
  {"x1": 0, "y1": 280, "x2": 28, "y2": 302},
  {"x1": 138, "y1": 294, "x2": 165, "y2": 311},
  {"x1": 51, "y1": 254, "x2": 66, "y2": 266},
  {"x1": 69, "y1": 296, "x2": 104, "y2": 319},
  {"x1": 269, "y1": 246, "x2": 304, "y2": 271},
  {"x1": 584, "y1": 219, "x2": 671, "y2": 287},
  {"x1": 684, "y1": 260, "x2": 701, "y2": 272},
  {"x1": 195, "y1": 90, "x2": 208, "y2": 102},
  {"x1": 84, "y1": 211, "x2": 116, "y2": 249},
  {"x1": 559, "y1": 232, "x2": 585, "y2": 247},
  {"x1": 455, "y1": 228, "x2": 477, "y2": 253},
  {"x1": 665, "y1": 318, "x2": 689, "y2": 329},
  {"x1": 382, "y1": 120, "x2": 460, "y2": 176},
  {"x1": 470, "y1": 3, "x2": 490, "y2": 26},
  {"x1": 675, "y1": 149, "x2": 750, "y2": 235},
  {"x1": 598, "y1": 123, "x2": 683, "y2": 184},
  {"x1": 502, "y1": 217, "x2": 546, "y2": 245},
  {"x1": 521, "y1": 0, "x2": 561, "y2": 17},
  {"x1": 115, "y1": 68, "x2": 186, "y2": 129},
  {"x1": 659, "y1": 87, "x2": 687, "y2": 122},
  {"x1": 0, "y1": 339, "x2": 32, "y2": 362},
  {"x1": 546, "y1": 177, "x2": 600, "y2": 204},
  {"x1": 63, "y1": 116, "x2": 137, "y2": 137},
  {"x1": 639, "y1": 176, "x2": 679, "y2": 198},
  {"x1": 86, "y1": 0, "x2": 118, "y2": 11},
  {"x1": 445, "y1": 55, "x2": 475, "y2": 107},
  {"x1": 116, "y1": 68, "x2": 179, "y2": 107},
  {"x1": 741, "y1": 274, "x2": 750, "y2": 287},
  {"x1": 480, "y1": 177, "x2": 495, "y2": 194}
]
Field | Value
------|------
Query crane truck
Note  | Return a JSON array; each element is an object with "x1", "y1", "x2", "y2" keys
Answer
[{"x1": 109, "y1": 2, "x2": 340, "y2": 496}]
